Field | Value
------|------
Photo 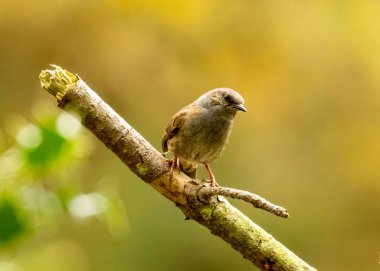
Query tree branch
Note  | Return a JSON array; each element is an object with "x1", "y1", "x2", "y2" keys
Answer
[
  {"x1": 197, "y1": 185, "x2": 289, "y2": 218},
  {"x1": 39, "y1": 65, "x2": 317, "y2": 271}
]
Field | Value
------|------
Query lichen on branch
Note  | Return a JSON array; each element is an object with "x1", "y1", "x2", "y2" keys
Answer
[{"x1": 40, "y1": 65, "x2": 78, "y2": 99}]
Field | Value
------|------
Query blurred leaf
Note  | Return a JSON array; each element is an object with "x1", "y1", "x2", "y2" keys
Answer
[
  {"x1": 0, "y1": 198, "x2": 26, "y2": 244},
  {"x1": 23, "y1": 123, "x2": 67, "y2": 169}
]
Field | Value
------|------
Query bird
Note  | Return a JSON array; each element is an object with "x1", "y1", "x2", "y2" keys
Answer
[{"x1": 161, "y1": 88, "x2": 246, "y2": 186}]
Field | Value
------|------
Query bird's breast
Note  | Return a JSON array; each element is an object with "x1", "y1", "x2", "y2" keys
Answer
[{"x1": 172, "y1": 109, "x2": 235, "y2": 164}]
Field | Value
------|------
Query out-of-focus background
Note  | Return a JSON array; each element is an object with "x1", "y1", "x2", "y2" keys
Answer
[{"x1": 0, "y1": 1, "x2": 379, "y2": 270}]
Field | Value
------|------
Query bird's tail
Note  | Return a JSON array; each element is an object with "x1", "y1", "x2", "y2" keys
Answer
[{"x1": 179, "y1": 160, "x2": 198, "y2": 179}]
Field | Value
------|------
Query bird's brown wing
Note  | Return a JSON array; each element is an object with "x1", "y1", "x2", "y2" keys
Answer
[
  {"x1": 161, "y1": 105, "x2": 191, "y2": 152},
  {"x1": 161, "y1": 104, "x2": 202, "y2": 179}
]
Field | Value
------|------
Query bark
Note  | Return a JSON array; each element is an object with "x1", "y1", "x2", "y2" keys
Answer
[{"x1": 39, "y1": 66, "x2": 317, "y2": 271}]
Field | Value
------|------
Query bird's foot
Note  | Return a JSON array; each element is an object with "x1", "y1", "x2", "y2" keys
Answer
[
  {"x1": 204, "y1": 164, "x2": 220, "y2": 187},
  {"x1": 166, "y1": 157, "x2": 179, "y2": 180},
  {"x1": 209, "y1": 178, "x2": 220, "y2": 187}
]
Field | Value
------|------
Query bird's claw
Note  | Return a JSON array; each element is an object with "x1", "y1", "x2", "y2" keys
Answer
[
  {"x1": 167, "y1": 157, "x2": 179, "y2": 180},
  {"x1": 209, "y1": 179, "x2": 220, "y2": 187}
]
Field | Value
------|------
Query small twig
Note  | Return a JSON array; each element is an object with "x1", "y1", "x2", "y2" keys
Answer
[{"x1": 198, "y1": 185, "x2": 289, "y2": 218}]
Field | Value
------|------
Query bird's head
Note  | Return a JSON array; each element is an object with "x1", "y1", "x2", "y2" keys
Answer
[{"x1": 196, "y1": 88, "x2": 247, "y2": 113}]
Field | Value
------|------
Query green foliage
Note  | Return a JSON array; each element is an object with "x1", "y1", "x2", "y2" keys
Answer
[
  {"x1": 0, "y1": 110, "x2": 129, "y2": 249},
  {"x1": 0, "y1": 198, "x2": 26, "y2": 244},
  {"x1": 23, "y1": 123, "x2": 66, "y2": 169}
]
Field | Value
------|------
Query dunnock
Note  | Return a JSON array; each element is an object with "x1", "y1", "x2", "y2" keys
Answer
[{"x1": 162, "y1": 88, "x2": 246, "y2": 186}]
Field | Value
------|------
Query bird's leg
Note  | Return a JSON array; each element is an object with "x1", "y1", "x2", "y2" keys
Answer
[
  {"x1": 168, "y1": 156, "x2": 179, "y2": 180},
  {"x1": 204, "y1": 164, "x2": 219, "y2": 187}
]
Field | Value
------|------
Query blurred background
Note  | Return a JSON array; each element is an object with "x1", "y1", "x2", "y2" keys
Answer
[{"x1": 0, "y1": 1, "x2": 379, "y2": 270}]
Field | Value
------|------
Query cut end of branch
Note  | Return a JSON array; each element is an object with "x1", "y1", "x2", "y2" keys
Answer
[{"x1": 39, "y1": 65, "x2": 79, "y2": 100}]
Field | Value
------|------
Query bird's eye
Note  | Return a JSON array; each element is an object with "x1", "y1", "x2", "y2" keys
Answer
[{"x1": 224, "y1": 94, "x2": 234, "y2": 104}]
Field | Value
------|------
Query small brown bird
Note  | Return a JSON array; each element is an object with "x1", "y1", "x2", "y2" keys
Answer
[{"x1": 162, "y1": 88, "x2": 246, "y2": 186}]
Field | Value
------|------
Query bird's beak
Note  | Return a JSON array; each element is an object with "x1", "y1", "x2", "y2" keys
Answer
[{"x1": 233, "y1": 104, "x2": 247, "y2": 112}]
